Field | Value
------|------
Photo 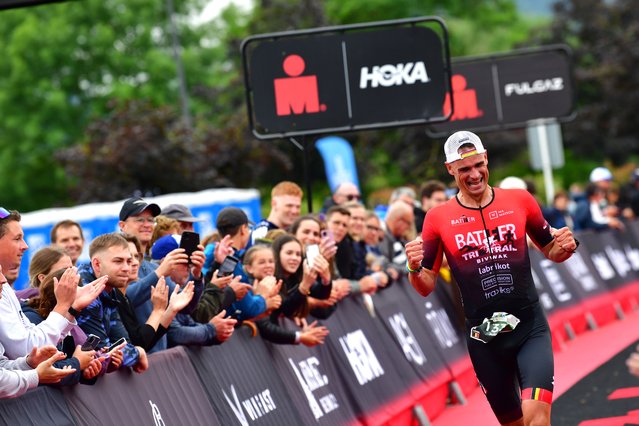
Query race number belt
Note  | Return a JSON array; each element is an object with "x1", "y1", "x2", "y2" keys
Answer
[{"x1": 470, "y1": 312, "x2": 520, "y2": 344}]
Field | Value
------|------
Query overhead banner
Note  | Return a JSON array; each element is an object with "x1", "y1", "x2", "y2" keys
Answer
[
  {"x1": 242, "y1": 17, "x2": 451, "y2": 139},
  {"x1": 0, "y1": 0, "x2": 70, "y2": 9},
  {"x1": 428, "y1": 45, "x2": 574, "y2": 136}
]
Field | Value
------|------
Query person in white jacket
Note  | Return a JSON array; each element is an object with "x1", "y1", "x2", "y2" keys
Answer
[
  {"x1": 0, "y1": 209, "x2": 106, "y2": 359},
  {"x1": 0, "y1": 265, "x2": 77, "y2": 398},
  {"x1": 0, "y1": 342, "x2": 76, "y2": 398}
]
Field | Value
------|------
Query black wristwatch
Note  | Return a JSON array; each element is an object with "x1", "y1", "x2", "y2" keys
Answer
[
  {"x1": 68, "y1": 306, "x2": 81, "y2": 318},
  {"x1": 571, "y1": 238, "x2": 580, "y2": 253}
]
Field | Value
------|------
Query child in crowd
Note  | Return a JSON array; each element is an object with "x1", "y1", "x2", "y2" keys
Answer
[{"x1": 242, "y1": 245, "x2": 282, "y2": 315}]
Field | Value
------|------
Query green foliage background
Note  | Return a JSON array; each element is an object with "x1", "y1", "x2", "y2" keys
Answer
[{"x1": 0, "y1": 0, "x2": 637, "y2": 212}]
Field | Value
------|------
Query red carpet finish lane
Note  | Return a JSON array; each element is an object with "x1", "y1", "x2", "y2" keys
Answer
[{"x1": 433, "y1": 310, "x2": 639, "y2": 426}]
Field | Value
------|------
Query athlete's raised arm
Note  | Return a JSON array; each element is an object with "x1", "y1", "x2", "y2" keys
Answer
[
  {"x1": 541, "y1": 226, "x2": 579, "y2": 263},
  {"x1": 405, "y1": 238, "x2": 438, "y2": 297}
]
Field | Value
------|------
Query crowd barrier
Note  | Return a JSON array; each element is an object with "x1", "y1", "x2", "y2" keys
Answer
[{"x1": 3, "y1": 225, "x2": 639, "y2": 426}]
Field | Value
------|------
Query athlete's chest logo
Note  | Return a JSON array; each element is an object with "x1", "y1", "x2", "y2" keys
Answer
[{"x1": 454, "y1": 223, "x2": 517, "y2": 254}]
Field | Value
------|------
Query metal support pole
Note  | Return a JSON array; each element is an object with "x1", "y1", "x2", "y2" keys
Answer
[
  {"x1": 289, "y1": 137, "x2": 313, "y2": 213},
  {"x1": 535, "y1": 120, "x2": 555, "y2": 206},
  {"x1": 166, "y1": 0, "x2": 192, "y2": 131}
]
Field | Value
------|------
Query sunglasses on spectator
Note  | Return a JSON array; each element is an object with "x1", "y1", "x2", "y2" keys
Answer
[
  {"x1": 366, "y1": 225, "x2": 381, "y2": 232},
  {"x1": 0, "y1": 207, "x2": 10, "y2": 219},
  {"x1": 344, "y1": 194, "x2": 361, "y2": 201}
]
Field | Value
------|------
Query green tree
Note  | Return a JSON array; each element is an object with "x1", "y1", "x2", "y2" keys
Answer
[
  {"x1": 58, "y1": 100, "x2": 290, "y2": 203},
  {"x1": 529, "y1": 0, "x2": 639, "y2": 168},
  {"x1": 0, "y1": 0, "x2": 219, "y2": 211}
]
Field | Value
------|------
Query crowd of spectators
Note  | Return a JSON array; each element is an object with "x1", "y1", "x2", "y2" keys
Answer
[{"x1": 1, "y1": 165, "x2": 638, "y2": 397}]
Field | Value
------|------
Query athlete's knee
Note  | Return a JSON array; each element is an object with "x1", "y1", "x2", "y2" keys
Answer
[
  {"x1": 524, "y1": 412, "x2": 550, "y2": 426},
  {"x1": 522, "y1": 400, "x2": 551, "y2": 426}
]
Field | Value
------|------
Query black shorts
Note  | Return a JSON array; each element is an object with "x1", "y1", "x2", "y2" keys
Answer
[{"x1": 465, "y1": 303, "x2": 554, "y2": 424}]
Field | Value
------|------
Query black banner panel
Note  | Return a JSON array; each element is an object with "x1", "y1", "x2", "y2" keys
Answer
[
  {"x1": 610, "y1": 228, "x2": 639, "y2": 314},
  {"x1": 0, "y1": 0, "x2": 70, "y2": 9},
  {"x1": 530, "y1": 248, "x2": 586, "y2": 346},
  {"x1": 428, "y1": 45, "x2": 574, "y2": 136},
  {"x1": 0, "y1": 386, "x2": 75, "y2": 426},
  {"x1": 530, "y1": 249, "x2": 581, "y2": 313},
  {"x1": 372, "y1": 283, "x2": 454, "y2": 419},
  {"x1": 63, "y1": 347, "x2": 220, "y2": 425},
  {"x1": 242, "y1": 18, "x2": 451, "y2": 139},
  {"x1": 187, "y1": 327, "x2": 305, "y2": 426},
  {"x1": 577, "y1": 230, "x2": 637, "y2": 290},
  {"x1": 373, "y1": 283, "x2": 451, "y2": 381},
  {"x1": 397, "y1": 283, "x2": 476, "y2": 397},
  {"x1": 263, "y1": 318, "x2": 359, "y2": 426},
  {"x1": 321, "y1": 295, "x2": 425, "y2": 425}
]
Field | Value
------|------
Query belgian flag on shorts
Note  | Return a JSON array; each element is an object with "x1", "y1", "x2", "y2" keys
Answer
[{"x1": 522, "y1": 387, "x2": 553, "y2": 404}]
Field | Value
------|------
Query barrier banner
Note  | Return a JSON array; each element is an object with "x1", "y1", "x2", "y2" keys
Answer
[
  {"x1": 263, "y1": 318, "x2": 360, "y2": 426},
  {"x1": 530, "y1": 249, "x2": 581, "y2": 313},
  {"x1": 614, "y1": 226, "x2": 639, "y2": 273},
  {"x1": 399, "y1": 282, "x2": 467, "y2": 365},
  {"x1": 372, "y1": 282, "x2": 454, "y2": 419},
  {"x1": 628, "y1": 221, "x2": 639, "y2": 249},
  {"x1": 0, "y1": 386, "x2": 75, "y2": 426},
  {"x1": 558, "y1": 231, "x2": 622, "y2": 328},
  {"x1": 187, "y1": 326, "x2": 304, "y2": 426},
  {"x1": 398, "y1": 281, "x2": 477, "y2": 396},
  {"x1": 373, "y1": 283, "x2": 451, "y2": 382},
  {"x1": 433, "y1": 277, "x2": 467, "y2": 333},
  {"x1": 321, "y1": 295, "x2": 424, "y2": 424},
  {"x1": 63, "y1": 346, "x2": 219, "y2": 425},
  {"x1": 577, "y1": 230, "x2": 637, "y2": 289}
]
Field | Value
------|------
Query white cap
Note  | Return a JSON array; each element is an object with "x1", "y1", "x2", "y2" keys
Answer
[
  {"x1": 589, "y1": 167, "x2": 612, "y2": 183},
  {"x1": 444, "y1": 131, "x2": 486, "y2": 164},
  {"x1": 499, "y1": 176, "x2": 527, "y2": 190}
]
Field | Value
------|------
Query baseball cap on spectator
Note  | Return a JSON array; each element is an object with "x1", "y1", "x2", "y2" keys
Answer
[
  {"x1": 216, "y1": 207, "x2": 252, "y2": 231},
  {"x1": 119, "y1": 197, "x2": 161, "y2": 221},
  {"x1": 444, "y1": 131, "x2": 486, "y2": 164},
  {"x1": 161, "y1": 204, "x2": 204, "y2": 223},
  {"x1": 589, "y1": 167, "x2": 612, "y2": 183},
  {"x1": 151, "y1": 234, "x2": 180, "y2": 261}
]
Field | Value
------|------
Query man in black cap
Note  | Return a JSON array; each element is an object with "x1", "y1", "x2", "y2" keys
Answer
[
  {"x1": 208, "y1": 207, "x2": 253, "y2": 280},
  {"x1": 118, "y1": 197, "x2": 161, "y2": 255},
  {"x1": 195, "y1": 207, "x2": 266, "y2": 323},
  {"x1": 116, "y1": 197, "x2": 204, "y2": 353},
  {"x1": 160, "y1": 203, "x2": 204, "y2": 234}
]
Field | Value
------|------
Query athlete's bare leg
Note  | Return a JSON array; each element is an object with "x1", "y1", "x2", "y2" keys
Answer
[
  {"x1": 522, "y1": 399, "x2": 551, "y2": 426},
  {"x1": 499, "y1": 400, "x2": 550, "y2": 426}
]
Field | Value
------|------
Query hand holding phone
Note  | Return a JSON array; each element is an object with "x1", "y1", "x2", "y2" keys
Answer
[
  {"x1": 218, "y1": 255, "x2": 240, "y2": 277},
  {"x1": 107, "y1": 337, "x2": 127, "y2": 353},
  {"x1": 81, "y1": 334, "x2": 101, "y2": 351},
  {"x1": 180, "y1": 231, "x2": 200, "y2": 262},
  {"x1": 305, "y1": 244, "x2": 320, "y2": 268}
]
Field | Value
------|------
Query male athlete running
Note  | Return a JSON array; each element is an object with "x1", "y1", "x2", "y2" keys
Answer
[{"x1": 405, "y1": 131, "x2": 578, "y2": 426}]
